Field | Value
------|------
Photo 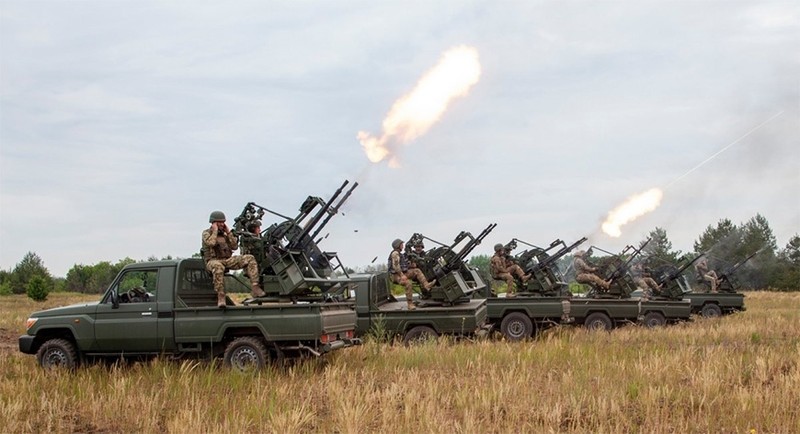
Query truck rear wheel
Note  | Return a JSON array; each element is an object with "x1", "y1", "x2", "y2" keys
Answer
[
  {"x1": 642, "y1": 312, "x2": 666, "y2": 328},
  {"x1": 403, "y1": 326, "x2": 438, "y2": 345},
  {"x1": 500, "y1": 312, "x2": 534, "y2": 341},
  {"x1": 584, "y1": 312, "x2": 613, "y2": 331},
  {"x1": 36, "y1": 338, "x2": 78, "y2": 370},
  {"x1": 701, "y1": 304, "x2": 722, "y2": 318},
  {"x1": 223, "y1": 336, "x2": 268, "y2": 371}
]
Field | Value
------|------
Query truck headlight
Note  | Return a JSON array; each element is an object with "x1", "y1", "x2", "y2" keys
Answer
[{"x1": 25, "y1": 318, "x2": 38, "y2": 330}]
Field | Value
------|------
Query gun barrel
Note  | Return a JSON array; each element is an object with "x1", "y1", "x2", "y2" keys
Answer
[
  {"x1": 529, "y1": 236, "x2": 587, "y2": 272},
  {"x1": 289, "y1": 180, "x2": 349, "y2": 249},
  {"x1": 309, "y1": 181, "x2": 358, "y2": 242}
]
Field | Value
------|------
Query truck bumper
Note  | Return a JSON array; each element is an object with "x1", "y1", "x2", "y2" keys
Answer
[
  {"x1": 19, "y1": 335, "x2": 35, "y2": 354},
  {"x1": 475, "y1": 324, "x2": 493, "y2": 338}
]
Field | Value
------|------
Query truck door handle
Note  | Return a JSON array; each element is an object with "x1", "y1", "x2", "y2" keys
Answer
[{"x1": 141, "y1": 312, "x2": 153, "y2": 316}]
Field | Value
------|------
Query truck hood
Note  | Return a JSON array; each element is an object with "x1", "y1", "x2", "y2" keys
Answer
[{"x1": 31, "y1": 301, "x2": 100, "y2": 318}]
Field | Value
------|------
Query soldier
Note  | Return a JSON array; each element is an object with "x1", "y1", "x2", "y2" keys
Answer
[
  {"x1": 490, "y1": 244, "x2": 530, "y2": 297},
  {"x1": 408, "y1": 240, "x2": 436, "y2": 295},
  {"x1": 239, "y1": 220, "x2": 263, "y2": 256},
  {"x1": 202, "y1": 211, "x2": 266, "y2": 308},
  {"x1": 388, "y1": 239, "x2": 435, "y2": 310},
  {"x1": 631, "y1": 262, "x2": 661, "y2": 298},
  {"x1": 695, "y1": 256, "x2": 720, "y2": 293},
  {"x1": 573, "y1": 250, "x2": 611, "y2": 291}
]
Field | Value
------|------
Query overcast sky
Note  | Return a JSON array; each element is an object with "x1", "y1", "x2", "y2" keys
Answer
[{"x1": 1, "y1": 1, "x2": 798, "y2": 277}]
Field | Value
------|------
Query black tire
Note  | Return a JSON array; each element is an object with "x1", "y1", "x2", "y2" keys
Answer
[
  {"x1": 402, "y1": 325, "x2": 438, "y2": 345},
  {"x1": 500, "y1": 312, "x2": 534, "y2": 341},
  {"x1": 223, "y1": 336, "x2": 268, "y2": 371},
  {"x1": 642, "y1": 312, "x2": 666, "y2": 328},
  {"x1": 36, "y1": 338, "x2": 78, "y2": 370},
  {"x1": 584, "y1": 312, "x2": 613, "y2": 331},
  {"x1": 700, "y1": 304, "x2": 722, "y2": 318}
]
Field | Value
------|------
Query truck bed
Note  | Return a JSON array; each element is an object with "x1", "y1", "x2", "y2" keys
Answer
[
  {"x1": 570, "y1": 297, "x2": 691, "y2": 324},
  {"x1": 173, "y1": 302, "x2": 356, "y2": 343}
]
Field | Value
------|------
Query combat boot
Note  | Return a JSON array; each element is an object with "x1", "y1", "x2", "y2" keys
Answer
[
  {"x1": 423, "y1": 279, "x2": 436, "y2": 290},
  {"x1": 217, "y1": 293, "x2": 227, "y2": 308},
  {"x1": 522, "y1": 273, "x2": 531, "y2": 283},
  {"x1": 407, "y1": 300, "x2": 416, "y2": 310},
  {"x1": 252, "y1": 284, "x2": 266, "y2": 298}
]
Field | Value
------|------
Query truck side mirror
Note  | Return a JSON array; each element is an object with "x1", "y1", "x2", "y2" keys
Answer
[{"x1": 110, "y1": 290, "x2": 119, "y2": 309}]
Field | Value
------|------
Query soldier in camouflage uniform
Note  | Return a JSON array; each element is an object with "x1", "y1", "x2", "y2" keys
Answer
[
  {"x1": 694, "y1": 256, "x2": 719, "y2": 293},
  {"x1": 239, "y1": 220, "x2": 263, "y2": 256},
  {"x1": 631, "y1": 262, "x2": 661, "y2": 298},
  {"x1": 202, "y1": 211, "x2": 266, "y2": 308},
  {"x1": 573, "y1": 250, "x2": 611, "y2": 291},
  {"x1": 490, "y1": 244, "x2": 529, "y2": 297},
  {"x1": 388, "y1": 239, "x2": 434, "y2": 310},
  {"x1": 407, "y1": 241, "x2": 436, "y2": 295}
]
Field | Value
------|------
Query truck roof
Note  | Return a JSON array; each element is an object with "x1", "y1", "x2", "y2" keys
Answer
[{"x1": 121, "y1": 258, "x2": 204, "y2": 270}]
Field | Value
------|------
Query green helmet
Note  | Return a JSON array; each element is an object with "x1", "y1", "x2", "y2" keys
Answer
[
  {"x1": 392, "y1": 238, "x2": 403, "y2": 249},
  {"x1": 209, "y1": 210, "x2": 226, "y2": 223},
  {"x1": 494, "y1": 243, "x2": 504, "y2": 252}
]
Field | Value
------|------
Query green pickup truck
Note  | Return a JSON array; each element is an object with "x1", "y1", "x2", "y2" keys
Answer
[
  {"x1": 349, "y1": 272, "x2": 490, "y2": 344},
  {"x1": 19, "y1": 258, "x2": 359, "y2": 370}
]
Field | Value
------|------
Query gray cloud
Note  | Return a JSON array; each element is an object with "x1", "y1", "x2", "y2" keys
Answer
[{"x1": 1, "y1": 1, "x2": 798, "y2": 275}]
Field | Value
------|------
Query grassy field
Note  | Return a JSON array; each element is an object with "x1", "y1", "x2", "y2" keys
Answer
[{"x1": 1, "y1": 291, "x2": 799, "y2": 433}]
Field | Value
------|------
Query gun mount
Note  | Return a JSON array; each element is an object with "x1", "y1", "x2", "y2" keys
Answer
[
  {"x1": 582, "y1": 239, "x2": 650, "y2": 299},
  {"x1": 503, "y1": 237, "x2": 588, "y2": 297},
  {"x1": 232, "y1": 180, "x2": 359, "y2": 300},
  {"x1": 403, "y1": 224, "x2": 497, "y2": 305},
  {"x1": 645, "y1": 253, "x2": 705, "y2": 300},
  {"x1": 706, "y1": 249, "x2": 762, "y2": 293}
]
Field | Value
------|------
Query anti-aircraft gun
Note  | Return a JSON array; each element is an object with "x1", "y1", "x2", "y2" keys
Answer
[
  {"x1": 504, "y1": 237, "x2": 588, "y2": 297},
  {"x1": 704, "y1": 249, "x2": 763, "y2": 293},
  {"x1": 646, "y1": 253, "x2": 706, "y2": 300},
  {"x1": 232, "y1": 180, "x2": 358, "y2": 302},
  {"x1": 583, "y1": 239, "x2": 651, "y2": 299},
  {"x1": 403, "y1": 224, "x2": 497, "y2": 306}
]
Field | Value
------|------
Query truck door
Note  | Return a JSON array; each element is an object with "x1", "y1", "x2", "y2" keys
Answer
[{"x1": 94, "y1": 268, "x2": 160, "y2": 352}]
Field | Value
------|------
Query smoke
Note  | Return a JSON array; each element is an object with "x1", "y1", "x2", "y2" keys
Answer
[
  {"x1": 357, "y1": 45, "x2": 481, "y2": 167},
  {"x1": 601, "y1": 188, "x2": 664, "y2": 238}
]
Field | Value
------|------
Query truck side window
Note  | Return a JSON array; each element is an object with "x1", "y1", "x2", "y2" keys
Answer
[{"x1": 113, "y1": 270, "x2": 158, "y2": 303}]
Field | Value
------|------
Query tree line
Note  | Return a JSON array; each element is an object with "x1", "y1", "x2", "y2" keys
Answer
[
  {"x1": 1, "y1": 213, "x2": 797, "y2": 296},
  {"x1": 0, "y1": 254, "x2": 175, "y2": 296}
]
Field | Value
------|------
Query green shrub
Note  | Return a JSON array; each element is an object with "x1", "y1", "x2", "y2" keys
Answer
[
  {"x1": 26, "y1": 275, "x2": 49, "y2": 302},
  {"x1": 0, "y1": 281, "x2": 11, "y2": 296}
]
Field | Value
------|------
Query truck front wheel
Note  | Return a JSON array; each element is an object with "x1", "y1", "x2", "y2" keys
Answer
[
  {"x1": 701, "y1": 304, "x2": 722, "y2": 318},
  {"x1": 500, "y1": 312, "x2": 534, "y2": 341},
  {"x1": 36, "y1": 338, "x2": 78, "y2": 370},
  {"x1": 223, "y1": 336, "x2": 268, "y2": 371}
]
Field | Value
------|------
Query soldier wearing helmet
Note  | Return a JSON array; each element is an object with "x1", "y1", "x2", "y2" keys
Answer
[
  {"x1": 388, "y1": 239, "x2": 435, "y2": 310},
  {"x1": 202, "y1": 211, "x2": 266, "y2": 307},
  {"x1": 490, "y1": 243, "x2": 529, "y2": 297},
  {"x1": 573, "y1": 250, "x2": 611, "y2": 291}
]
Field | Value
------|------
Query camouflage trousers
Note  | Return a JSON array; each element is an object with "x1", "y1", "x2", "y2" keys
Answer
[
  {"x1": 206, "y1": 255, "x2": 259, "y2": 294},
  {"x1": 495, "y1": 273, "x2": 517, "y2": 294},
  {"x1": 702, "y1": 271, "x2": 719, "y2": 292},
  {"x1": 577, "y1": 273, "x2": 609, "y2": 290},
  {"x1": 390, "y1": 272, "x2": 414, "y2": 302},
  {"x1": 405, "y1": 268, "x2": 432, "y2": 288},
  {"x1": 495, "y1": 265, "x2": 526, "y2": 295},
  {"x1": 635, "y1": 277, "x2": 660, "y2": 298}
]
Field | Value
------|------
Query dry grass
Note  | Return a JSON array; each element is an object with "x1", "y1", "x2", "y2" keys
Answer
[{"x1": 1, "y1": 291, "x2": 799, "y2": 433}]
